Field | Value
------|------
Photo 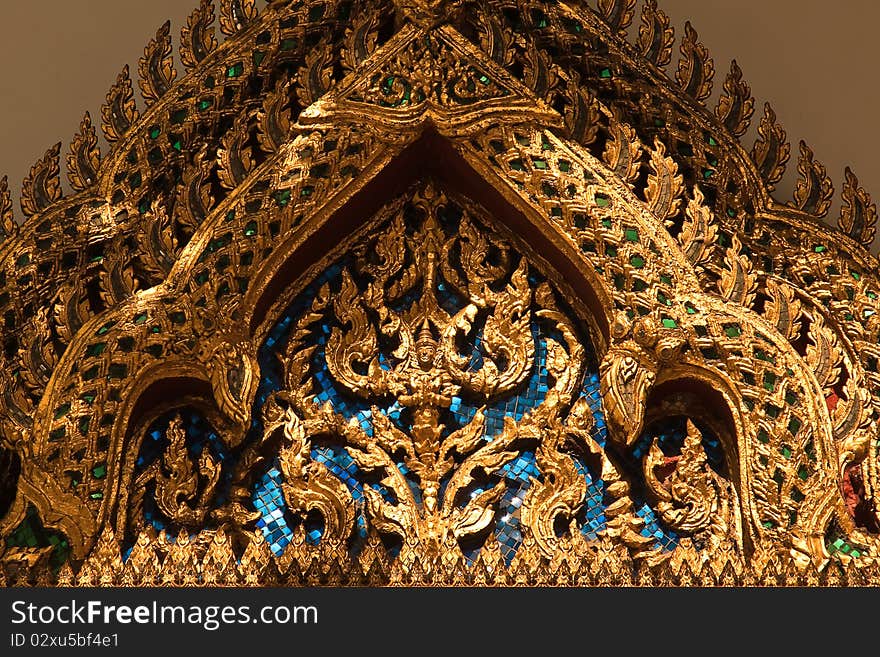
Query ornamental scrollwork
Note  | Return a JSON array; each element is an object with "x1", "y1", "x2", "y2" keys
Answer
[
  {"x1": 258, "y1": 182, "x2": 609, "y2": 557},
  {"x1": 3, "y1": 0, "x2": 880, "y2": 586}
]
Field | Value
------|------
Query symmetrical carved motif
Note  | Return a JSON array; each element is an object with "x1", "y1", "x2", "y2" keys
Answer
[{"x1": 2, "y1": 0, "x2": 880, "y2": 586}]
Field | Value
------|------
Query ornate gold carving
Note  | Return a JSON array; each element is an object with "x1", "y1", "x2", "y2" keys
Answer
[
  {"x1": 180, "y1": 0, "x2": 218, "y2": 70},
  {"x1": 792, "y1": 140, "x2": 834, "y2": 218},
  {"x1": 597, "y1": 0, "x2": 637, "y2": 35},
  {"x1": 20, "y1": 143, "x2": 62, "y2": 218},
  {"x1": 66, "y1": 112, "x2": 101, "y2": 192},
  {"x1": 718, "y1": 234, "x2": 757, "y2": 308},
  {"x1": 675, "y1": 22, "x2": 714, "y2": 102},
  {"x1": 715, "y1": 60, "x2": 754, "y2": 138},
  {"x1": 637, "y1": 0, "x2": 674, "y2": 68},
  {"x1": 342, "y1": 11, "x2": 383, "y2": 75},
  {"x1": 678, "y1": 186, "x2": 716, "y2": 271},
  {"x1": 217, "y1": 114, "x2": 255, "y2": 190},
  {"x1": 562, "y1": 72, "x2": 600, "y2": 147},
  {"x1": 0, "y1": 176, "x2": 16, "y2": 244},
  {"x1": 219, "y1": 0, "x2": 258, "y2": 36},
  {"x1": 3, "y1": 0, "x2": 880, "y2": 586},
  {"x1": 138, "y1": 21, "x2": 177, "y2": 107},
  {"x1": 270, "y1": 184, "x2": 594, "y2": 554},
  {"x1": 131, "y1": 415, "x2": 221, "y2": 528},
  {"x1": 751, "y1": 102, "x2": 790, "y2": 189},
  {"x1": 602, "y1": 113, "x2": 642, "y2": 186},
  {"x1": 645, "y1": 137, "x2": 685, "y2": 224},
  {"x1": 642, "y1": 420, "x2": 729, "y2": 538},
  {"x1": 296, "y1": 39, "x2": 335, "y2": 107},
  {"x1": 257, "y1": 79, "x2": 293, "y2": 154},
  {"x1": 300, "y1": 25, "x2": 561, "y2": 134},
  {"x1": 839, "y1": 167, "x2": 878, "y2": 247},
  {"x1": 100, "y1": 65, "x2": 139, "y2": 144}
]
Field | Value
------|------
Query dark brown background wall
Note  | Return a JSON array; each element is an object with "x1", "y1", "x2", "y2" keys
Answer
[{"x1": 1, "y1": 1, "x2": 878, "y2": 225}]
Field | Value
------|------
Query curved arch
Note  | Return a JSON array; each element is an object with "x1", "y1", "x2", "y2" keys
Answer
[
  {"x1": 644, "y1": 367, "x2": 750, "y2": 550},
  {"x1": 244, "y1": 127, "x2": 614, "y2": 351},
  {"x1": 5, "y1": 0, "x2": 880, "y2": 579}
]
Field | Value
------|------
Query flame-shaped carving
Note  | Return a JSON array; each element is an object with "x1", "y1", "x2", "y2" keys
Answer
[
  {"x1": 637, "y1": 0, "x2": 674, "y2": 68},
  {"x1": 258, "y1": 183, "x2": 601, "y2": 553},
  {"x1": 140, "y1": 415, "x2": 222, "y2": 528},
  {"x1": 181, "y1": 0, "x2": 218, "y2": 70},
  {"x1": 0, "y1": 176, "x2": 16, "y2": 245},
  {"x1": 642, "y1": 420, "x2": 726, "y2": 537},
  {"x1": 792, "y1": 141, "x2": 834, "y2": 218}
]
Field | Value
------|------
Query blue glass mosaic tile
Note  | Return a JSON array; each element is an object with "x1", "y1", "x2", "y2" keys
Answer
[{"x1": 137, "y1": 232, "x2": 697, "y2": 562}]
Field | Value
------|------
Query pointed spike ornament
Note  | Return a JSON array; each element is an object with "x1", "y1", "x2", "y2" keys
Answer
[
  {"x1": 597, "y1": 0, "x2": 637, "y2": 35},
  {"x1": 0, "y1": 175, "x2": 16, "y2": 245},
  {"x1": 101, "y1": 65, "x2": 140, "y2": 144},
  {"x1": 792, "y1": 141, "x2": 834, "y2": 218},
  {"x1": 838, "y1": 167, "x2": 878, "y2": 247},
  {"x1": 676, "y1": 22, "x2": 714, "y2": 102},
  {"x1": 715, "y1": 60, "x2": 754, "y2": 138},
  {"x1": 637, "y1": 0, "x2": 674, "y2": 68},
  {"x1": 21, "y1": 143, "x2": 62, "y2": 218},
  {"x1": 139, "y1": 20, "x2": 178, "y2": 107},
  {"x1": 751, "y1": 103, "x2": 790, "y2": 189},
  {"x1": 67, "y1": 111, "x2": 101, "y2": 191},
  {"x1": 181, "y1": 0, "x2": 218, "y2": 70},
  {"x1": 220, "y1": 0, "x2": 257, "y2": 36}
]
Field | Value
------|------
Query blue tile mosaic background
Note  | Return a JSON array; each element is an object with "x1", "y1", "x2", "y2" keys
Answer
[{"x1": 134, "y1": 236, "x2": 714, "y2": 563}]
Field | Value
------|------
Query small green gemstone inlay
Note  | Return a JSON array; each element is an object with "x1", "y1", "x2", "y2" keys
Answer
[
  {"x1": 86, "y1": 343, "x2": 106, "y2": 358},
  {"x1": 227, "y1": 62, "x2": 244, "y2": 78},
  {"x1": 97, "y1": 321, "x2": 116, "y2": 336},
  {"x1": 625, "y1": 229, "x2": 639, "y2": 242},
  {"x1": 661, "y1": 318, "x2": 677, "y2": 329}
]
